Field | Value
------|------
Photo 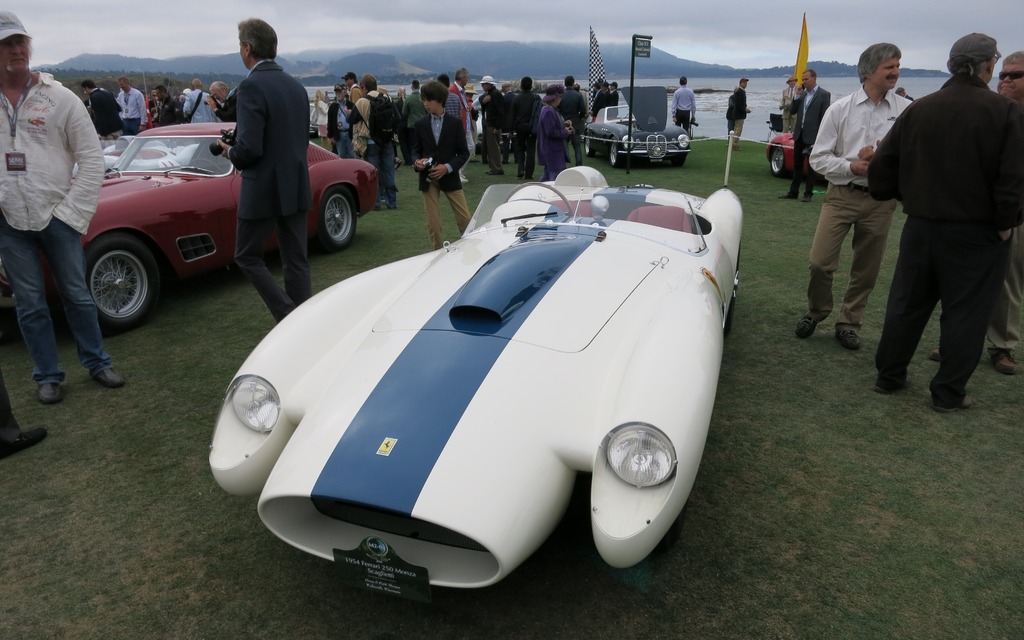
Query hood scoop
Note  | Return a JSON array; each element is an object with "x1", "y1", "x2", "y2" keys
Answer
[{"x1": 447, "y1": 227, "x2": 597, "y2": 334}]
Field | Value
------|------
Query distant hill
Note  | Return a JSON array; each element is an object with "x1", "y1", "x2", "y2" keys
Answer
[{"x1": 42, "y1": 40, "x2": 946, "y2": 84}]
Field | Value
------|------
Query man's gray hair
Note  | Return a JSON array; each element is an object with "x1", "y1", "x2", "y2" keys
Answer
[
  {"x1": 1004, "y1": 51, "x2": 1024, "y2": 66},
  {"x1": 210, "y1": 81, "x2": 228, "y2": 92},
  {"x1": 238, "y1": 18, "x2": 277, "y2": 60},
  {"x1": 858, "y1": 43, "x2": 902, "y2": 83},
  {"x1": 454, "y1": 67, "x2": 469, "y2": 82}
]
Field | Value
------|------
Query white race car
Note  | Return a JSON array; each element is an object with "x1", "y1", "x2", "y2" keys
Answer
[{"x1": 210, "y1": 166, "x2": 742, "y2": 600}]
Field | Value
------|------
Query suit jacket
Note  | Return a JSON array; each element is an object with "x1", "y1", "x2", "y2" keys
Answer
[
  {"x1": 790, "y1": 87, "x2": 832, "y2": 145},
  {"x1": 558, "y1": 88, "x2": 586, "y2": 133},
  {"x1": 214, "y1": 89, "x2": 237, "y2": 122},
  {"x1": 87, "y1": 88, "x2": 124, "y2": 136},
  {"x1": 412, "y1": 113, "x2": 469, "y2": 193},
  {"x1": 228, "y1": 61, "x2": 312, "y2": 220}
]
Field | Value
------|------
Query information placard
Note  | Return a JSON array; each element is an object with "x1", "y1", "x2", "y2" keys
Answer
[{"x1": 334, "y1": 537, "x2": 431, "y2": 603}]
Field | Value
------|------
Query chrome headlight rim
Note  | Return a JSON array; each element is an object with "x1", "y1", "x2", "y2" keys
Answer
[
  {"x1": 604, "y1": 422, "x2": 677, "y2": 488},
  {"x1": 227, "y1": 374, "x2": 281, "y2": 433}
]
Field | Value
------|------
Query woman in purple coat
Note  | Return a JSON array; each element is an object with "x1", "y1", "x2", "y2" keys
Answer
[{"x1": 537, "y1": 84, "x2": 572, "y2": 181}]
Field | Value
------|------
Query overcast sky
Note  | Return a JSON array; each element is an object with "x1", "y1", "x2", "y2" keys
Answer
[{"x1": 22, "y1": 1, "x2": 1018, "y2": 72}]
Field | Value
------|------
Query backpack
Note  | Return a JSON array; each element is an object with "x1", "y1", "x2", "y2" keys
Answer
[
  {"x1": 183, "y1": 90, "x2": 203, "y2": 123},
  {"x1": 368, "y1": 93, "x2": 397, "y2": 143},
  {"x1": 529, "y1": 94, "x2": 541, "y2": 136}
]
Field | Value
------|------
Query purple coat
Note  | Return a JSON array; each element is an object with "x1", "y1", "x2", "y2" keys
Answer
[{"x1": 537, "y1": 104, "x2": 568, "y2": 179}]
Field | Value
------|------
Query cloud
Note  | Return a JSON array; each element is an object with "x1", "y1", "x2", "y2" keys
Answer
[{"x1": 22, "y1": 0, "x2": 1015, "y2": 71}]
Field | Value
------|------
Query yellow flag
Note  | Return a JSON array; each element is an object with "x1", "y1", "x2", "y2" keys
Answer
[{"x1": 794, "y1": 13, "x2": 809, "y2": 86}]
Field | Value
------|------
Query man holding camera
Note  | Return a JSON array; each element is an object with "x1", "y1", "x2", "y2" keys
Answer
[
  {"x1": 218, "y1": 18, "x2": 312, "y2": 322},
  {"x1": 413, "y1": 81, "x2": 471, "y2": 251}
]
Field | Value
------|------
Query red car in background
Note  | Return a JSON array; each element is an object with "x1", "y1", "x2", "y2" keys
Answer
[
  {"x1": 766, "y1": 132, "x2": 800, "y2": 178},
  {"x1": 0, "y1": 123, "x2": 378, "y2": 333}
]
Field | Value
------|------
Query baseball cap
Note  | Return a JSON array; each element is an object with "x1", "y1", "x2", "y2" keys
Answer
[
  {"x1": 947, "y1": 33, "x2": 1000, "y2": 72},
  {"x1": 0, "y1": 11, "x2": 29, "y2": 41}
]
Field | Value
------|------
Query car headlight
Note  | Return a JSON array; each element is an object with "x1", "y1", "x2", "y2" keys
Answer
[
  {"x1": 677, "y1": 135, "x2": 690, "y2": 148},
  {"x1": 227, "y1": 375, "x2": 280, "y2": 433},
  {"x1": 605, "y1": 423, "x2": 677, "y2": 488}
]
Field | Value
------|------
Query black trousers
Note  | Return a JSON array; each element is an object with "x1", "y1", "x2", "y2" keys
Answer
[
  {"x1": 235, "y1": 213, "x2": 312, "y2": 322},
  {"x1": 788, "y1": 135, "x2": 817, "y2": 197},
  {"x1": 875, "y1": 217, "x2": 1010, "y2": 408}
]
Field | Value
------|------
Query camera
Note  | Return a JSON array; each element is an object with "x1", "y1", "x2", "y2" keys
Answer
[
  {"x1": 421, "y1": 157, "x2": 436, "y2": 171},
  {"x1": 209, "y1": 128, "x2": 237, "y2": 156}
]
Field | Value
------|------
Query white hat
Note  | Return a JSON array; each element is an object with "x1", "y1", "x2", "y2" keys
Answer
[
  {"x1": 480, "y1": 75, "x2": 497, "y2": 86},
  {"x1": 0, "y1": 12, "x2": 29, "y2": 41}
]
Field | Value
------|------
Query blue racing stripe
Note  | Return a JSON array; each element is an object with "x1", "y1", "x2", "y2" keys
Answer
[{"x1": 311, "y1": 226, "x2": 600, "y2": 514}]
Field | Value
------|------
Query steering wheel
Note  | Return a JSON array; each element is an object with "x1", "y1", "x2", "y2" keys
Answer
[{"x1": 504, "y1": 182, "x2": 572, "y2": 216}]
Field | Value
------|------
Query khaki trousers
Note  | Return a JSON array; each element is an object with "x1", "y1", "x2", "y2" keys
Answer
[
  {"x1": 731, "y1": 119, "x2": 745, "y2": 148},
  {"x1": 986, "y1": 226, "x2": 1024, "y2": 353},
  {"x1": 805, "y1": 183, "x2": 898, "y2": 332},
  {"x1": 423, "y1": 182, "x2": 471, "y2": 250}
]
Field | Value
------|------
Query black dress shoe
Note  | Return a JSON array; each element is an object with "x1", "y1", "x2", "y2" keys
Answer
[
  {"x1": 932, "y1": 395, "x2": 974, "y2": 413},
  {"x1": 0, "y1": 428, "x2": 47, "y2": 460},
  {"x1": 801, "y1": 194, "x2": 814, "y2": 202},
  {"x1": 38, "y1": 382, "x2": 63, "y2": 404},
  {"x1": 874, "y1": 377, "x2": 910, "y2": 394},
  {"x1": 92, "y1": 368, "x2": 126, "y2": 388},
  {"x1": 778, "y1": 193, "x2": 798, "y2": 199}
]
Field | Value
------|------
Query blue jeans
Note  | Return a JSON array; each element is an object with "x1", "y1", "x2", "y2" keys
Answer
[
  {"x1": 365, "y1": 140, "x2": 397, "y2": 208},
  {"x1": 335, "y1": 133, "x2": 354, "y2": 159},
  {"x1": 0, "y1": 217, "x2": 112, "y2": 384}
]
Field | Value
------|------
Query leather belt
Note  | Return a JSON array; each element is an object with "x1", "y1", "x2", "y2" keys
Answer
[{"x1": 845, "y1": 183, "x2": 870, "y2": 193}]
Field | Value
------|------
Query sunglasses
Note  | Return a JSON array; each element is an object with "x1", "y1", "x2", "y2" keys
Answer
[{"x1": 999, "y1": 70, "x2": 1024, "y2": 81}]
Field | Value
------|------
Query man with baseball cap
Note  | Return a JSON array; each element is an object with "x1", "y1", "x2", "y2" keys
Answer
[
  {"x1": 478, "y1": 75, "x2": 504, "y2": 175},
  {"x1": 0, "y1": 11, "x2": 126, "y2": 404},
  {"x1": 869, "y1": 33, "x2": 1024, "y2": 412}
]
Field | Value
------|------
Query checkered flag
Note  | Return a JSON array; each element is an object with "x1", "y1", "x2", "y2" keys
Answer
[{"x1": 588, "y1": 27, "x2": 606, "y2": 105}]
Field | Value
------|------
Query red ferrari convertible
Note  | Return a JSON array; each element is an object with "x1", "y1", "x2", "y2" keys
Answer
[{"x1": 0, "y1": 123, "x2": 378, "y2": 333}]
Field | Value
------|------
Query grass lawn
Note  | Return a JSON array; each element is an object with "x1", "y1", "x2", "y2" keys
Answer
[{"x1": 1, "y1": 138, "x2": 1020, "y2": 640}]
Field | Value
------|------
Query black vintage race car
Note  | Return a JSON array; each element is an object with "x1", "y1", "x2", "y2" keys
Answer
[{"x1": 584, "y1": 86, "x2": 691, "y2": 168}]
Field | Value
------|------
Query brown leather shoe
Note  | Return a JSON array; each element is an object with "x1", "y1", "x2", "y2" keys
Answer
[
  {"x1": 991, "y1": 351, "x2": 1017, "y2": 375},
  {"x1": 928, "y1": 347, "x2": 942, "y2": 362}
]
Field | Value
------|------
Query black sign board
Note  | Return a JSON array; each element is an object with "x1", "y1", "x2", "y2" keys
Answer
[{"x1": 334, "y1": 537, "x2": 432, "y2": 603}]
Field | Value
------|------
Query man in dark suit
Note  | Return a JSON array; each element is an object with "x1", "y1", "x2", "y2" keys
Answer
[
  {"x1": 559, "y1": 75, "x2": 587, "y2": 166},
  {"x1": 412, "y1": 81, "x2": 471, "y2": 250},
  {"x1": 219, "y1": 17, "x2": 312, "y2": 322},
  {"x1": 780, "y1": 69, "x2": 831, "y2": 202},
  {"x1": 80, "y1": 79, "x2": 123, "y2": 139}
]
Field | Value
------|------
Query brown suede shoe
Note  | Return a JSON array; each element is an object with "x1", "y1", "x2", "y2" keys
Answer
[{"x1": 991, "y1": 351, "x2": 1017, "y2": 375}]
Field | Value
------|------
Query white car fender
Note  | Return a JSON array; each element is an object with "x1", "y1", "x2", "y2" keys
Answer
[{"x1": 591, "y1": 274, "x2": 722, "y2": 567}]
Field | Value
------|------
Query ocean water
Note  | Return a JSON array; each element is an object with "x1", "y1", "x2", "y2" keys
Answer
[{"x1": 619, "y1": 76, "x2": 953, "y2": 141}]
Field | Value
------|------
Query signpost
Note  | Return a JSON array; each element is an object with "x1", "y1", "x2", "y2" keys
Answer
[{"x1": 627, "y1": 34, "x2": 653, "y2": 173}]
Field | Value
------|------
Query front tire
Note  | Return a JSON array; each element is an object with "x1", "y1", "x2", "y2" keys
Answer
[
  {"x1": 85, "y1": 233, "x2": 161, "y2": 334},
  {"x1": 724, "y1": 248, "x2": 741, "y2": 336},
  {"x1": 770, "y1": 146, "x2": 789, "y2": 178},
  {"x1": 671, "y1": 153, "x2": 688, "y2": 167},
  {"x1": 609, "y1": 141, "x2": 622, "y2": 168},
  {"x1": 584, "y1": 135, "x2": 596, "y2": 158},
  {"x1": 316, "y1": 186, "x2": 357, "y2": 252}
]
